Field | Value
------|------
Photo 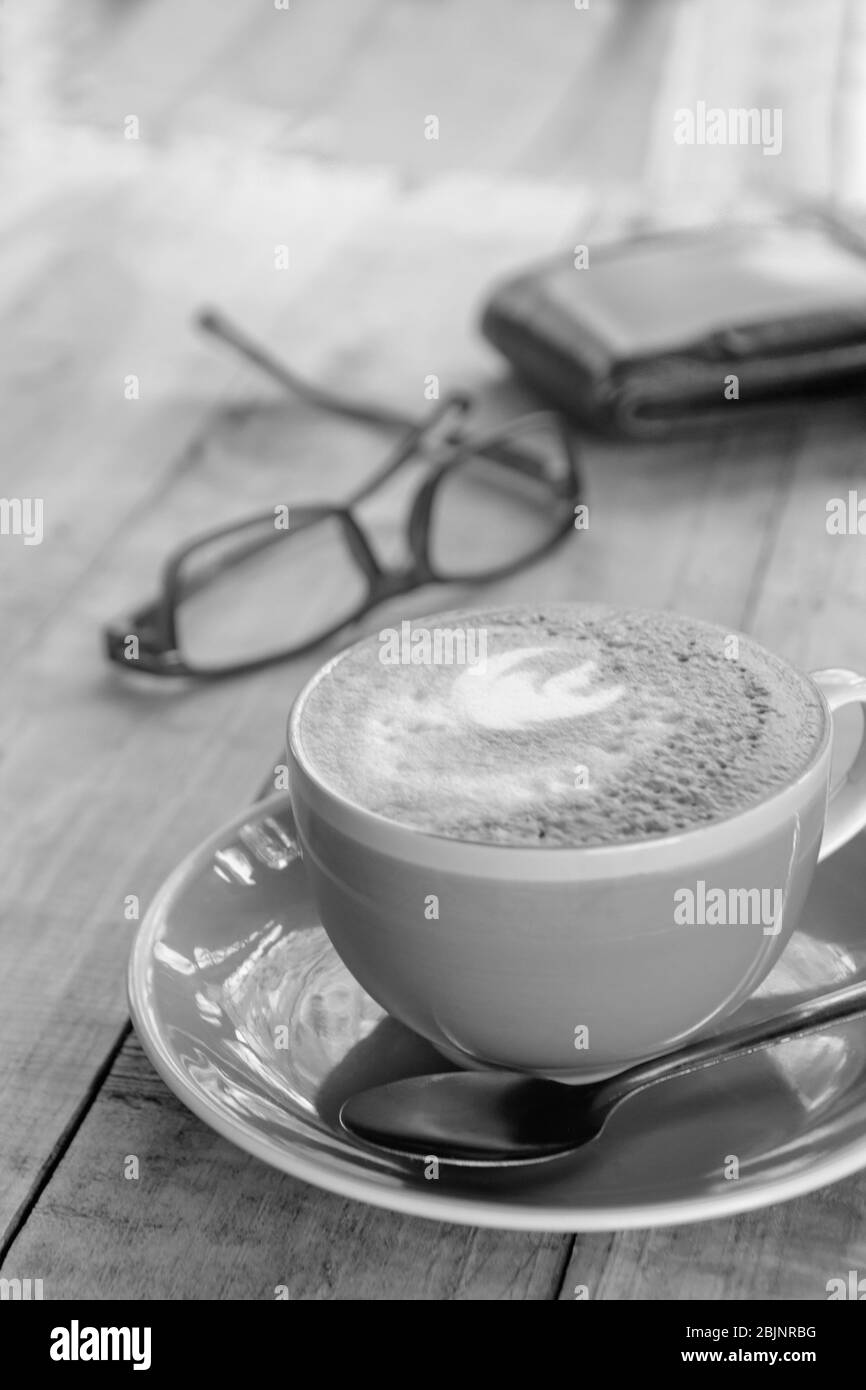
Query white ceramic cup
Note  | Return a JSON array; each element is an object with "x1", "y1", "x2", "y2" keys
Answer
[{"x1": 287, "y1": 617, "x2": 866, "y2": 1079}]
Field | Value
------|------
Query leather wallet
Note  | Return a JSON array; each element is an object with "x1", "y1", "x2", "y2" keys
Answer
[{"x1": 480, "y1": 215, "x2": 866, "y2": 438}]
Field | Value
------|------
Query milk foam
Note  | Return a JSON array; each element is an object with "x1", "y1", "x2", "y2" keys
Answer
[{"x1": 297, "y1": 606, "x2": 825, "y2": 847}]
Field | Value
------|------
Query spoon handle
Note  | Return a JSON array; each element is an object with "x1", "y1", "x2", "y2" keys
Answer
[{"x1": 595, "y1": 978, "x2": 866, "y2": 1113}]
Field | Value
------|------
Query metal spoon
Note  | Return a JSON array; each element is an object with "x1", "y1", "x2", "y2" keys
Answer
[{"x1": 339, "y1": 979, "x2": 866, "y2": 1165}]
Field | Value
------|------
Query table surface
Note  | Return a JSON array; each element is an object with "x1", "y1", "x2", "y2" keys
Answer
[{"x1": 2, "y1": 0, "x2": 866, "y2": 1299}]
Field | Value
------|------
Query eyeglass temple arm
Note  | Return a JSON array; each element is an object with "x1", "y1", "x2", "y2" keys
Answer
[
  {"x1": 198, "y1": 307, "x2": 569, "y2": 490},
  {"x1": 198, "y1": 308, "x2": 417, "y2": 433}
]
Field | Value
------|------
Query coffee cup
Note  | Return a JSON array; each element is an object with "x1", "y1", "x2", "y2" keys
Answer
[{"x1": 287, "y1": 605, "x2": 866, "y2": 1078}]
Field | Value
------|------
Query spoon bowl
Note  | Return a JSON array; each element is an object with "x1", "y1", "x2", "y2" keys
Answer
[{"x1": 341, "y1": 1072, "x2": 608, "y2": 1165}]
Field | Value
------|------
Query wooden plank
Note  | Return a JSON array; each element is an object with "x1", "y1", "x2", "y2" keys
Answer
[
  {"x1": 0, "y1": 151, "x2": 393, "y2": 657},
  {"x1": 0, "y1": 153, "x2": 400, "y2": 1261},
  {"x1": 0, "y1": 1035, "x2": 568, "y2": 1301},
  {"x1": 641, "y1": 0, "x2": 853, "y2": 213},
  {"x1": 744, "y1": 405, "x2": 866, "y2": 671},
  {"x1": 558, "y1": 1179, "x2": 866, "y2": 1299},
  {"x1": 519, "y1": 0, "x2": 683, "y2": 186}
]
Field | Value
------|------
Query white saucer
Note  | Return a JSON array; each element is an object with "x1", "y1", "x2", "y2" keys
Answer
[{"x1": 128, "y1": 793, "x2": 866, "y2": 1231}]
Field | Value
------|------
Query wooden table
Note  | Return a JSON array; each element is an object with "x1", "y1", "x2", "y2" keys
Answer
[{"x1": 2, "y1": 0, "x2": 866, "y2": 1299}]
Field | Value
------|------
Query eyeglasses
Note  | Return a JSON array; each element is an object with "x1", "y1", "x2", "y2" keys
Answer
[{"x1": 104, "y1": 311, "x2": 584, "y2": 680}]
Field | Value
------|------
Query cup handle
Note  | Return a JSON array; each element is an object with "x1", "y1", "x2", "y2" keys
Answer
[{"x1": 812, "y1": 668, "x2": 866, "y2": 862}]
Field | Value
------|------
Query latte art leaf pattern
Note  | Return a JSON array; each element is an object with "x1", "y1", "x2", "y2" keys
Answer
[{"x1": 454, "y1": 649, "x2": 625, "y2": 730}]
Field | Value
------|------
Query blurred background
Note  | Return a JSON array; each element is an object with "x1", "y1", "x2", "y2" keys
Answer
[
  {"x1": 5, "y1": 0, "x2": 866, "y2": 199},
  {"x1": 3, "y1": 0, "x2": 866, "y2": 730}
]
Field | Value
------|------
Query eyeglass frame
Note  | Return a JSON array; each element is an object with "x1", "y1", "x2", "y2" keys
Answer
[{"x1": 104, "y1": 329, "x2": 584, "y2": 680}]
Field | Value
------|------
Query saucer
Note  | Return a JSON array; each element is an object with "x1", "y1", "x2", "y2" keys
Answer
[{"x1": 128, "y1": 793, "x2": 866, "y2": 1231}]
